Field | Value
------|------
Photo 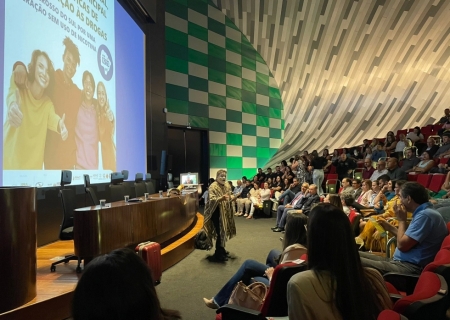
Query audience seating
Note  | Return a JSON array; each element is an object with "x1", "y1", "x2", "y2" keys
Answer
[
  {"x1": 428, "y1": 174, "x2": 446, "y2": 193},
  {"x1": 215, "y1": 262, "x2": 307, "y2": 320},
  {"x1": 416, "y1": 174, "x2": 432, "y2": 189},
  {"x1": 386, "y1": 272, "x2": 448, "y2": 320},
  {"x1": 407, "y1": 173, "x2": 419, "y2": 182}
]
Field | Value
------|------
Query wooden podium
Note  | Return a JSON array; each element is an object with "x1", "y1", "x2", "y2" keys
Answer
[{"x1": 0, "y1": 187, "x2": 36, "y2": 313}]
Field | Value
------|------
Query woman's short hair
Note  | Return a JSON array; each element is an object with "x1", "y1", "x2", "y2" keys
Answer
[
  {"x1": 27, "y1": 50, "x2": 55, "y2": 95},
  {"x1": 400, "y1": 182, "x2": 429, "y2": 204},
  {"x1": 72, "y1": 248, "x2": 180, "y2": 320},
  {"x1": 283, "y1": 212, "x2": 308, "y2": 250},
  {"x1": 327, "y1": 194, "x2": 343, "y2": 211},
  {"x1": 362, "y1": 179, "x2": 372, "y2": 189}
]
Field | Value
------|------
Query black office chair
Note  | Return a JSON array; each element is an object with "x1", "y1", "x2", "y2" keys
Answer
[
  {"x1": 134, "y1": 173, "x2": 146, "y2": 197},
  {"x1": 110, "y1": 171, "x2": 125, "y2": 202},
  {"x1": 145, "y1": 173, "x2": 155, "y2": 194},
  {"x1": 84, "y1": 174, "x2": 99, "y2": 205},
  {"x1": 51, "y1": 171, "x2": 82, "y2": 273}
]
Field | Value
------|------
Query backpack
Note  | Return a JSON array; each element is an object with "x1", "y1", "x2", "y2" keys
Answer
[{"x1": 194, "y1": 229, "x2": 212, "y2": 250}]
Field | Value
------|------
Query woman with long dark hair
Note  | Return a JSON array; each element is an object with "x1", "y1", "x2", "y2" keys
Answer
[
  {"x1": 204, "y1": 213, "x2": 308, "y2": 309},
  {"x1": 287, "y1": 204, "x2": 391, "y2": 319},
  {"x1": 73, "y1": 248, "x2": 181, "y2": 320}
]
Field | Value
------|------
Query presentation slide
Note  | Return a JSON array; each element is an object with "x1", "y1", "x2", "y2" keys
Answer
[{"x1": 0, "y1": 0, "x2": 146, "y2": 187}]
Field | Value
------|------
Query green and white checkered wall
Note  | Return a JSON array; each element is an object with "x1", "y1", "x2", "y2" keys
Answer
[{"x1": 165, "y1": 0, "x2": 284, "y2": 180}]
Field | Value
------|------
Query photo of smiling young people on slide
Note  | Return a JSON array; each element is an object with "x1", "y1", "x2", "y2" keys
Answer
[
  {"x1": 4, "y1": 50, "x2": 68, "y2": 169},
  {"x1": 7, "y1": 37, "x2": 116, "y2": 171}
]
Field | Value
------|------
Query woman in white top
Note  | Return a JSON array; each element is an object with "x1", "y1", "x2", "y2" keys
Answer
[
  {"x1": 394, "y1": 133, "x2": 412, "y2": 159},
  {"x1": 246, "y1": 182, "x2": 271, "y2": 219},
  {"x1": 412, "y1": 150, "x2": 435, "y2": 173},
  {"x1": 356, "y1": 179, "x2": 374, "y2": 207},
  {"x1": 406, "y1": 126, "x2": 424, "y2": 144}
]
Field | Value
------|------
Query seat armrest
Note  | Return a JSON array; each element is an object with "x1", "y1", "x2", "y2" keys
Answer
[
  {"x1": 389, "y1": 293, "x2": 404, "y2": 303},
  {"x1": 383, "y1": 272, "x2": 419, "y2": 295},
  {"x1": 216, "y1": 304, "x2": 265, "y2": 320}
]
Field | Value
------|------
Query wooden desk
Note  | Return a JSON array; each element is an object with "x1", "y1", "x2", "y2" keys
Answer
[{"x1": 74, "y1": 192, "x2": 198, "y2": 261}]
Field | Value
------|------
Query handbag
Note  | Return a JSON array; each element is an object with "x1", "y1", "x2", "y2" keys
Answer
[{"x1": 228, "y1": 281, "x2": 268, "y2": 311}]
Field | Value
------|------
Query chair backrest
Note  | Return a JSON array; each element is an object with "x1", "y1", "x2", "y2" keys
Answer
[
  {"x1": 85, "y1": 186, "x2": 99, "y2": 205},
  {"x1": 429, "y1": 174, "x2": 446, "y2": 193},
  {"x1": 135, "y1": 173, "x2": 143, "y2": 182},
  {"x1": 261, "y1": 262, "x2": 308, "y2": 317},
  {"x1": 109, "y1": 184, "x2": 125, "y2": 202},
  {"x1": 416, "y1": 174, "x2": 432, "y2": 189},
  {"x1": 393, "y1": 271, "x2": 449, "y2": 319},
  {"x1": 135, "y1": 182, "x2": 147, "y2": 197},
  {"x1": 59, "y1": 189, "x2": 76, "y2": 241},
  {"x1": 145, "y1": 180, "x2": 155, "y2": 194},
  {"x1": 407, "y1": 173, "x2": 419, "y2": 182},
  {"x1": 440, "y1": 234, "x2": 450, "y2": 250}
]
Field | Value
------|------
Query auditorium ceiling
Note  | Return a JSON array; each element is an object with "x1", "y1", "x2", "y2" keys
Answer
[{"x1": 213, "y1": 0, "x2": 450, "y2": 165}]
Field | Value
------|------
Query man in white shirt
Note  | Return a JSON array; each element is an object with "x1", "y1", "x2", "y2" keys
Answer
[{"x1": 370, "y1": 160, "x2": 388, "y2": 181}]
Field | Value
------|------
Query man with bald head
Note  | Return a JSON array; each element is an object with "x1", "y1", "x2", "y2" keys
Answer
[
  {"x1": 424, "y1": 138, "x2": 439, "y2": 158},
  {"x1": 370, "y1": 160, "x2": 388, "y2": 181},
  {"x1": 387, "y1": 157, "x2": 407, "y2": 180}
]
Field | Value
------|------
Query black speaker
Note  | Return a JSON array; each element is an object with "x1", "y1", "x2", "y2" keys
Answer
[{"x1": 160, "y1": 150, "x2": 167, "y2": 175}]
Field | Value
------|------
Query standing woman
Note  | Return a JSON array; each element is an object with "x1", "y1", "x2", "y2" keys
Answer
[
  {"x1": 287, "y1": 204, "x2": 391, "y2": 319},
  {"x1": 310, "y1": 150, "x2": 327, "y2": 195},
  {"x1": 203, "y1": 170, "x2": 237, "y2": 261},
  {"x1": 75, "y1": 71, "x2": 99, "y2": 169},
  {"x1": 97, "y1": 81, "x2": 116, "y2": 171}
]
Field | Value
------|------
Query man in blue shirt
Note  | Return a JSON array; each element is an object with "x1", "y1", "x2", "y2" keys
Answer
[{"x1": 359, "y1": 182, "x2": 448, "y2": 274}]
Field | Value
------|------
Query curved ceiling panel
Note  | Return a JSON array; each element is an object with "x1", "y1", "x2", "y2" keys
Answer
[{"x1": 214, "y1": 0, "x2": 450, "y2": 166}]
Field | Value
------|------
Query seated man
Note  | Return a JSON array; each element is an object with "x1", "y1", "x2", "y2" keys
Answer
[
  {"x1": 339, "y1": 177, "x2": 353, "y2": 195},
  {"x1": 359, "y1": 182, "x2": 447, "y2": 275},
  {"x1": 273, "y1": 184, "x2": 320, "y2": 232},
  {"x1": 362, "y1": 158, "x2": 375, "y2": 180},
  {"x1": 400, "y1": 147, "x2": 420, "y2": 173},
  {"x1": 386, "y1": 157, "x2": 407, "y2": 180},
  {"x1": 371, "y1": 142, "x2": 387, "y2": 163},
  {"x1": 271, "y1": 183, "x2": 309, "y2": 232},
  {"x1": 370, "y1": 160, "x2": 388, "y2": 181}
]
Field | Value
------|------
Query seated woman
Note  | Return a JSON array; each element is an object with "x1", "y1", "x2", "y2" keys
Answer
[
  {"x1": 356, "y1": 179, "x2": 374, "y2": 208},
  {"x1": 287, "y1": 204, "x2": 391, "y2": 320},
  {"x1": 203, "y1": 212, "x2": 308, "y2": 309},
  {"x1": 243, "y1": 182, "x2": 261, "y2": 217},
  {"x1": 355, "y1": 180, "x2": 411, "y2": 250},
  {"x1": 282, "y1": 166, "x2": 293, "y2": 181},
  {"x1": 323, "y1": 193, "x2": 343, "y2": 211},
  {"x1": 72, "y1": 248, "x2": 181, "y2": 320},
  {"x1": 384, "y1": 134, "x2": 397, "y2": 155},
  {"x1": 411, "y1": 151, "x2": 435, "y2": 173},
  {"x1": 246, "y1": 182, "x2": 271, "y2": 219},
  {"x1": 270, "y1": 175, "x2": 283, "y2": 196}
]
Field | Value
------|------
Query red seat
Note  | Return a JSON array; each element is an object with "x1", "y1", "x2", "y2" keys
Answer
[
  {"x1": 428, "y1": 174, "x2": 446, "y2": 193},
  {"x1": 407, "y1": 173, "x2": 418, "y2": 182},
  {"x1": 329, "y1": 165, "x2": 337, "y2": 174},
  {"x1": 441, "y1": 235, "x2": 450, "y2": 250},
  {"x1": 416, "y1": 174, "x2": 432, "y2": 188},
  {"x1": 389, "y1": 271, "x2": 448, "y2": 319},
  {"x1": 439, "y1": 157, "x2": 448, "y2": 164},
  {"x1": 215, "y1": 262, "x2": 307, "y2": 319},
  {"x1": 326, "y1": 174, "x2": 338, "y2": 180},
  {"x1": 377, "y1": 310, "x2": 408, "y2": 320}
]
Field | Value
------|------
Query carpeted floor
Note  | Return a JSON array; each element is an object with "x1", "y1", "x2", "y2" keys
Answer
[{"x1": 156, "y1": 209, "x2": 283, "y2": 320}]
